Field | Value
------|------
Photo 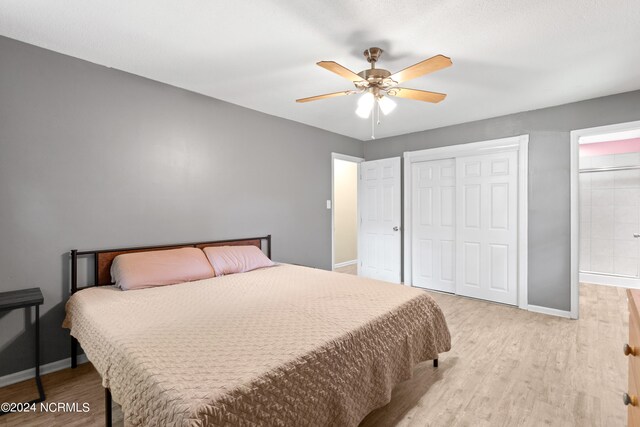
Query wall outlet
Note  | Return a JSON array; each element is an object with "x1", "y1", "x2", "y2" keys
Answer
[{"x1": 326, "y1": 200, "x2": 331, "y2": 209}]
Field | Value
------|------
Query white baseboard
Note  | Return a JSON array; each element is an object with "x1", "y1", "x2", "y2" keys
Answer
[
  {"x1": 0, "y1": 354, "x2": 89, "y2": 388},
  {"x1": 580, "y1": 272, "x2": 640, "y2": 288},
  {"x1": 333, "y1": 259, "x2": 357, "y2": 269},
  {"x1": 527, "y1": 304, "x2": 572, "y2": 319}
]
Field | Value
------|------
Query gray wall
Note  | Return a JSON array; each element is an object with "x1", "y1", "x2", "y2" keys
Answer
[
  {"x1": 0, "y1": 36, "x2": 362, "y2": 376},
  {"x1": 365, "y1": 90, "x2": 640, "y2": 311}
]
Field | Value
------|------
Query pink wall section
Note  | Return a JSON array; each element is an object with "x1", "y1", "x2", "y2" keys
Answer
[{"x1": 579, "y1": 138, "x2": 640, "y2": 157}]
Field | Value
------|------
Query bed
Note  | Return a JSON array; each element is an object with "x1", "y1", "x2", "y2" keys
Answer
[{"x1": 63, "y1": 236, "x2": 451, "y2": 426}]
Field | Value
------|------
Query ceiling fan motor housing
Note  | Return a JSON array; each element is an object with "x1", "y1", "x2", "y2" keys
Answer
[
  {"x1": 358, "y1": 47, "x2": 397, "y2": 90},
  {"x1": 356, "y1": 68, "x2": 395, "y2": 90}
]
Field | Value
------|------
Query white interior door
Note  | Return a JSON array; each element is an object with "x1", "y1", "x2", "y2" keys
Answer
[
  {"x1": 456, "y1": 151, "x2": 518, "y2": 305},
  {"x1": 411, "y1": 159, "x2": 456, "y2": 292},
  {"x1": 359, "y1": 157, "x2": 401, "y2": 283}
]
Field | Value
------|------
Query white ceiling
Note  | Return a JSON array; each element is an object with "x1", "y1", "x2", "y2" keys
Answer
[{"x1": 2, "y1": 0, "x2": 640, "y2": 141}]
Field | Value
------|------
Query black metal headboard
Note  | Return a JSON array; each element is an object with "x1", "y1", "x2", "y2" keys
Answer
[{"x1": 70, "y1": 235, "x2": 272, "y2": 293}]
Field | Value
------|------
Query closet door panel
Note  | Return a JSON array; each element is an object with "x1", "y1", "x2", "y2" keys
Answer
[
  {"x1": 411, "y1": 159, "x2": 456, "y2": 292},
  {"x1": 456, "y1": 151, "x2": 518, "y2": 305}
]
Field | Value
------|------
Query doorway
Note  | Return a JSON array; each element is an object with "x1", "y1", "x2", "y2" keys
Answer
[
  {"x1": 332, "y1": 153, "x2": 363, "y2": 274},
  {"x1": 579, "y1": 134, "x2": 640, "y2": 287},
  {"x1": 571, "y1": 120, "x2": 640, "y2": 318}
]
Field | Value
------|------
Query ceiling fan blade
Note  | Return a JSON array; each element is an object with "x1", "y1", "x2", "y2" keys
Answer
[
  {"x1": 389, "y1": 54, "x2": 452, "y2": 84},
  {"x1": 386, "y1": 88, "x2": 447, "y2": 103},
  {"x1": 296, "y1": 90, "x2": 356, "y2": 103},
  {"x1": 317, "y1": 61, "x2": 366, "y2": 83}
]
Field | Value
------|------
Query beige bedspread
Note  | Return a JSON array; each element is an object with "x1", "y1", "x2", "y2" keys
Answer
[{"x1": 63, "y1": 264, "x2": 450, "y2": 426}]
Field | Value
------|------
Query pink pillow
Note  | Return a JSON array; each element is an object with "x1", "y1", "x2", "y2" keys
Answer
[
  {"x1": 203, "y1": 245, "x2": 274, "y2": 276},
  {"x1": 111, "y1": 247, "x2": 215, "y2": 290}
]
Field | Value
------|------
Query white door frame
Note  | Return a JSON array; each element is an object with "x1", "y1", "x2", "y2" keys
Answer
[
  {"x1": 403, "y1": 135, "x2": 529, "y2": 309},
  {"x1": 569, "y1": 120, "x2": 640, "y2": 319},
  {"x1": 331, "y1": 152, "x2": 364, "y2": 270}
]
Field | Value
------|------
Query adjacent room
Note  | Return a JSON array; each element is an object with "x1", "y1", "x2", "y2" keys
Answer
[
  {"x1": 1, "y1": 1, "x2": 640, "y2": 426},
  {"x1": 579, "y1": 131, "x2": 640, "y2": 288}
]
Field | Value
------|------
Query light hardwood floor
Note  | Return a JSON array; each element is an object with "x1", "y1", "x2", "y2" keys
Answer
[
  {"x1": 361, "y1": 283, "x2": 628, "y2": 426},
  {"x1": 0, "y1": 284, "x2": 628, "y2": 426},
  {"x1": 335, "y1": 263, "x2": 358, "y2": 275}
]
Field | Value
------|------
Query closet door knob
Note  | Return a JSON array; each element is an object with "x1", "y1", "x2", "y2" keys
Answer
[
  {"x1": 634, "y1": 233, "x2": 640, "y2": 238},
  {"x1": 624, "y1": 344, "x2": 637, "y2": 356},
  {"x1": 393, "y1": 226, "x2": 399, "y2": 231},
  {"x1": 624, "y1": 393, "x2": 638, "y2": 406}
]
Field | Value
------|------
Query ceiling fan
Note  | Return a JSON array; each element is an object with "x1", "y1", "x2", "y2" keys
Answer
[{"x1": 296, "y1": 47, "x2": 452, "y2": 138}]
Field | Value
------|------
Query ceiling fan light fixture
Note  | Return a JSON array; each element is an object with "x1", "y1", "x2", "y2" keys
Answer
[
  {"x1": 356, "y1": 92, "x2": 375, "y2": 118},
  {"x1": 378, "y1": 95, "x2": 396, "y2": 115},
  {"x1": 355, "y1": 105, "x2": 372, "y2": 119},
  {"x1": 357, "y1": 92, "x2": 375, "y2": 108}
]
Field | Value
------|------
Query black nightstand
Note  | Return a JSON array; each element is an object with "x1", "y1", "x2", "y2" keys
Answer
[{"x1": 0, "y1": 288, "x2": 45, "y2": 411}]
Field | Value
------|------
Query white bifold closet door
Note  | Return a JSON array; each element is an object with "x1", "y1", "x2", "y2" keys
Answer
[
  {"x1": 359, "y1": 157, "x2": 401, "y2": 283},
  {"x1": 456, "y1": 151, "x2": 518, "y2": 305},
  {"x1": 411, "y1": 151, "x2": 519, "y2": 305},
  {"x1": 411, "y1": 159, "x2": 456, "y2": 292}
]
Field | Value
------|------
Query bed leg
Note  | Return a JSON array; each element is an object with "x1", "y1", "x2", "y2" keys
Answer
[
  {"x1": 433, "y1": 358, "x2": 438, "y2": 368},
  {"x1": 71, "y1": 337, "x2": 78, "y2": 368},
  {"x1": 105, "y1": 388, "x2": 112, "y2": 427}
]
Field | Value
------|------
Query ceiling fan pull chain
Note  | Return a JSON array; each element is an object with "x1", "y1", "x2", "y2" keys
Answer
[
  {"x1": 371, "y1": 110, "x2": 375, "y2": 139},
  {"x1": 377, "y1": 100, "x2": 381, "y2": 125}
]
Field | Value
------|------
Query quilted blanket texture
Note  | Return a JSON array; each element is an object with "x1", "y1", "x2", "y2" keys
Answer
[{"x1": 63, "y1": 264, "x2": 450, "y2": 426}]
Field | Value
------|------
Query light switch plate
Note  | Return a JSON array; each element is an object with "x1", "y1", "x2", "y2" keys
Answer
[{"x1": 326, "y1": 200, "x2": 331, "y2": 209}]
